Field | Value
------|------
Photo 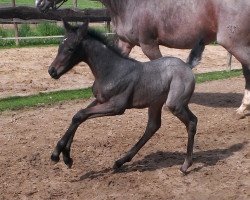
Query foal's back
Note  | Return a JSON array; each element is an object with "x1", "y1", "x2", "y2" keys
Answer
[{"x1": 131, "y1": 57, "x2": 195, "y2": 108}]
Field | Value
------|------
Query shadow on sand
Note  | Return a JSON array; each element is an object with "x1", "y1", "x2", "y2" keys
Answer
[
  {"x1": 79, "y1": 141, "x2": 248, "y2": 181},
  {"x1": 191, "y1": 92, "x2": 243, "y2": 108}
]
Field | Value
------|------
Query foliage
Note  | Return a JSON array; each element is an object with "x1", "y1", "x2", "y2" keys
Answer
[
  {"x1": 0, "y1": 22, "x2": 109, "y2": 48},
  {"x1": 18, "y1": 23, "x2": 33, "y2": 37},
  {"x1": 0, "y1": 0, "x2": 102, "y2": 8},
  {"x1": 35, "y1": 22, "x2": 64, "y2": 36}
]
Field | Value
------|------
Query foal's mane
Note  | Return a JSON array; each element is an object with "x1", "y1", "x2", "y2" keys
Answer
[{"x1": 87, "y1": 28, "x2": 129, "y2": 59}]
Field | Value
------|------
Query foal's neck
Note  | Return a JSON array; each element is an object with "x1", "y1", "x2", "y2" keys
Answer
[{"x1": 81, "y1": 37, "x2": 125, "y2": 79}]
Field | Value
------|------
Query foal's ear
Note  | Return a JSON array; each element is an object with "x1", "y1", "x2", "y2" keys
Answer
[
  {"x1": 77, "y1": 21, "x2": 89, "y2": 39},
  {"x1": 62, "y1": 20, "x2": 73, "y2": 32}
]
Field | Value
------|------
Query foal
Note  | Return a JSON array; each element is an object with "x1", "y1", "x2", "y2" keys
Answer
[{"x1": 49, "y1": 21, "x2": 204, "y2": 173}]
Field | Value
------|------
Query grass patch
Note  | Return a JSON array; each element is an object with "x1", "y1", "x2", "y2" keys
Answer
[
  {"x1": 0, "y1": 88, "x2": 92, "y2": 112},
  {"x1": 195, "y1": 69, "x2": 242, "y2": 83},
  {"x1": 0, "y1": 69, "x2": 242, "y2": 112},
  {"x1": 0, "y1": 22, "x2": 64, "y2": 47},
  {"x1": 0, "y1": 22, "x2": 109, "y2": 48}
]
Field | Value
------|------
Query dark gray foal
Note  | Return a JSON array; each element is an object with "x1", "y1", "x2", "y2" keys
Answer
[{"x1": 48, "y1": 21, "x2": 204, "y2": 173}]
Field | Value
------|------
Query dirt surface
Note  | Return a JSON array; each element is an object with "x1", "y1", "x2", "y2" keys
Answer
[{"x1": 0, "y1": 46, "x2": 249, "y2": 200}]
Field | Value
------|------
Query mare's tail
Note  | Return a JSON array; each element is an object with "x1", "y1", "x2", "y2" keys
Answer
[{"x1": 186, "y1": 39, "x2": 205, "y2": 68}]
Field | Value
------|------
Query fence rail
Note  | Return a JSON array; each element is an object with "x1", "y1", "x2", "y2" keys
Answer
[
  {"x1": 0, "y1": 35, "x2": 64, "y2": 40},
  {"x1": 0, "y1": 32, "x2": 114, "y2": 41}
]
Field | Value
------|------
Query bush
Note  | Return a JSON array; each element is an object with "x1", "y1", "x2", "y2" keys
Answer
[
  {"x1": 0, "y1": 22, "x2": 109, "y2": 48},
  {"x1": 18, "y1": 24, "x2": 32, "y2": 37},
  {"x1": 35, "y1": 22, "x2": 64, "y2": 36}
]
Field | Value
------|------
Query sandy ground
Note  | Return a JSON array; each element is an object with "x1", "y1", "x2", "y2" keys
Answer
[
  {"x1": 0, "y1": 45, "x2": 241, "y2": 98},
  {"x1": 0, "y1": 46, "x2": 249, "y2": 200}
]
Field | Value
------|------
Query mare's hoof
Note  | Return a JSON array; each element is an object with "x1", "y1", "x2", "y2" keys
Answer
[
  {"x1": 235, "y1": 108, "x2": 249, "y2": 119},
  {"x1": 235, "y1": 112, "x2": 246, "y2": 120},
  {"x1": 51, "y1": 154, "x2": 60, "y2": 163},
  {"x1": 180, "y1": 160, "x2": 193, "y2": 174},
  {"x1": 179, "y1": 166, "x2": 189, "y2": 175},
  {"x1": 63, "y1": 157, "x2": 73, "y2": 168}
]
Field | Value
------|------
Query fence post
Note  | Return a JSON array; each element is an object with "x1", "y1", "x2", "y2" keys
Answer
[
  {"x1": 12, "y1": 0, "x2": 19, "y2": 46},
  {"x1": 73, "y1": 0, "x2": 77, "y2": 9},
  {"x1": 227, "y1": 52, "x2": 232, "y2": 71}
]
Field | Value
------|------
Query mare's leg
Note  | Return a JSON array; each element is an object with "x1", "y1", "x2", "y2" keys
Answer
[
  {"x1": 140, "y1": 42, "x2": 163, "y2": 60},
  {"x1": 236, "y1": 65, "x2": 250, "y2": 117},
  {"x1": 219, "y1": 42, "x2": 250, "y2": 118},
  {"x1": 168, "y1": 105, "x2": 197, "y2": 173},
  {"x1": 51, "y1": 98, "x2": 127, "y2": 167},
  {"x1": 217, "y1": 26, "x2": 250, "y2": 118},
  {"x1": 114, "y1": 103, "x2": 163, "y2": 169},
  {"x1": 117, "y1": 39, "x2": 134, "y2": 56}
]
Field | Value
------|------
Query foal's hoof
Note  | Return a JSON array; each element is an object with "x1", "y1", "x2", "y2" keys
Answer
[
  {"x1": 113, "y1": 160, "x2": 123, "y2": 170},
  {"x1": 63, "y1": 157, "x2": 73, "y2": 168},
  {"x1": 235, "y1": 112, "x2": 246, "y2": 120},
  {"x1": 51, "y1": 153, "x2": 60, "y2": 163}
]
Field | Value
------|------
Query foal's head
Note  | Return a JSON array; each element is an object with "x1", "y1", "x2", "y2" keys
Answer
[{"x1": 48, "y1": 21, "x2": 88, "y2": 79}]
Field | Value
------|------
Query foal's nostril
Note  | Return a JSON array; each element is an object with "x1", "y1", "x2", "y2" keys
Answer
[{"x1": 48, "y1": 67, "x2": 58, "y2": 78}]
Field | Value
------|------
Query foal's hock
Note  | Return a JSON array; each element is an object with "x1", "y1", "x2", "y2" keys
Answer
[{"x1": 48, "y1": 21, "x2": 204, "y2": 173}]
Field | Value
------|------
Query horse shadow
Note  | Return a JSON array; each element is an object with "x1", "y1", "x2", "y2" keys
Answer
[
  {"x1": 191, "y1": 92, "x2": 243, "y2": 108},
  {"x1": 79, "y1": 141, "x2": 248, "y2": 180}
]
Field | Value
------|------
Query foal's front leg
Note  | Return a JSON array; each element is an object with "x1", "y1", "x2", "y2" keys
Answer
[
  {"x1": 51, "y1": 99, "x2": 126, "y2": 167},
  {"x1": 61, "y1": 100, "x2": 98, "y2": 167}
]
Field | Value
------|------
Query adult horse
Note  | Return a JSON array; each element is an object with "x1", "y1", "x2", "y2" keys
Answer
[{"x1": 36, "y1": 0, "x2": 250, "y2": 118}]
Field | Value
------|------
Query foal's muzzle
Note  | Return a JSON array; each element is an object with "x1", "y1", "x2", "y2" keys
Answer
[{"x1": 48, "y1": 67, "x2": 59, "y2": 79}]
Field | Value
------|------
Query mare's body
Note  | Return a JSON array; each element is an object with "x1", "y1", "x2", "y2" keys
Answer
[{"x1": 36, "y1": 0, "x2": 250, "y2": 117}]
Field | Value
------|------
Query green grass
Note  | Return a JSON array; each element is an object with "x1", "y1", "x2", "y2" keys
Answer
[
  {"x1": 0, "y1": 0, "x2": 102, "y2": 8},
  {"x1": 195, "y1": 69, "x2": 242, "y2": 83},
  {"x1": 0, "y1": 69, "x2": 242, "y2": 112},
  {"x1": 0, "y1": 22, "x2": 108, "y2": 48},
  {"x1": 0, "y1": 88, "x2": 92, "y2": 112}
]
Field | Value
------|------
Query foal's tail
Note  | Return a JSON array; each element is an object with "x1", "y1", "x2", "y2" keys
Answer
[{"x1": 186, "y1": 39, "x2": 205, "y2": 68}]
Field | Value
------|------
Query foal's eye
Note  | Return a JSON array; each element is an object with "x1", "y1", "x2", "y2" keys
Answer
[{"x1": 68, "y1": 48, "x2": 74, "y2": 53}]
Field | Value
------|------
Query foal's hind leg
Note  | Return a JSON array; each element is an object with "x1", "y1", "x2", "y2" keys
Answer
[
  {"x1": 168, "y1": 104, "x2": 197, "y2": 173},
  {"x1": 140, "y1": 42, "x2": 163, "y2": 60},
  {"x1": 113, "y1": 103, "x2": 163, "y2": 169}
]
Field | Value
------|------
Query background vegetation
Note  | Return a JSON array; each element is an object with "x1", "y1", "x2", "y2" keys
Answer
[
  {"x1": 0, "y1": 22, "x2": 109, "y2": 48},
  {"x1": 0, "y1": 0, "x2": 105, "y2": 47},
  {"x1": 0, "y1": 0, "x2": 102, "y2": 9}
]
